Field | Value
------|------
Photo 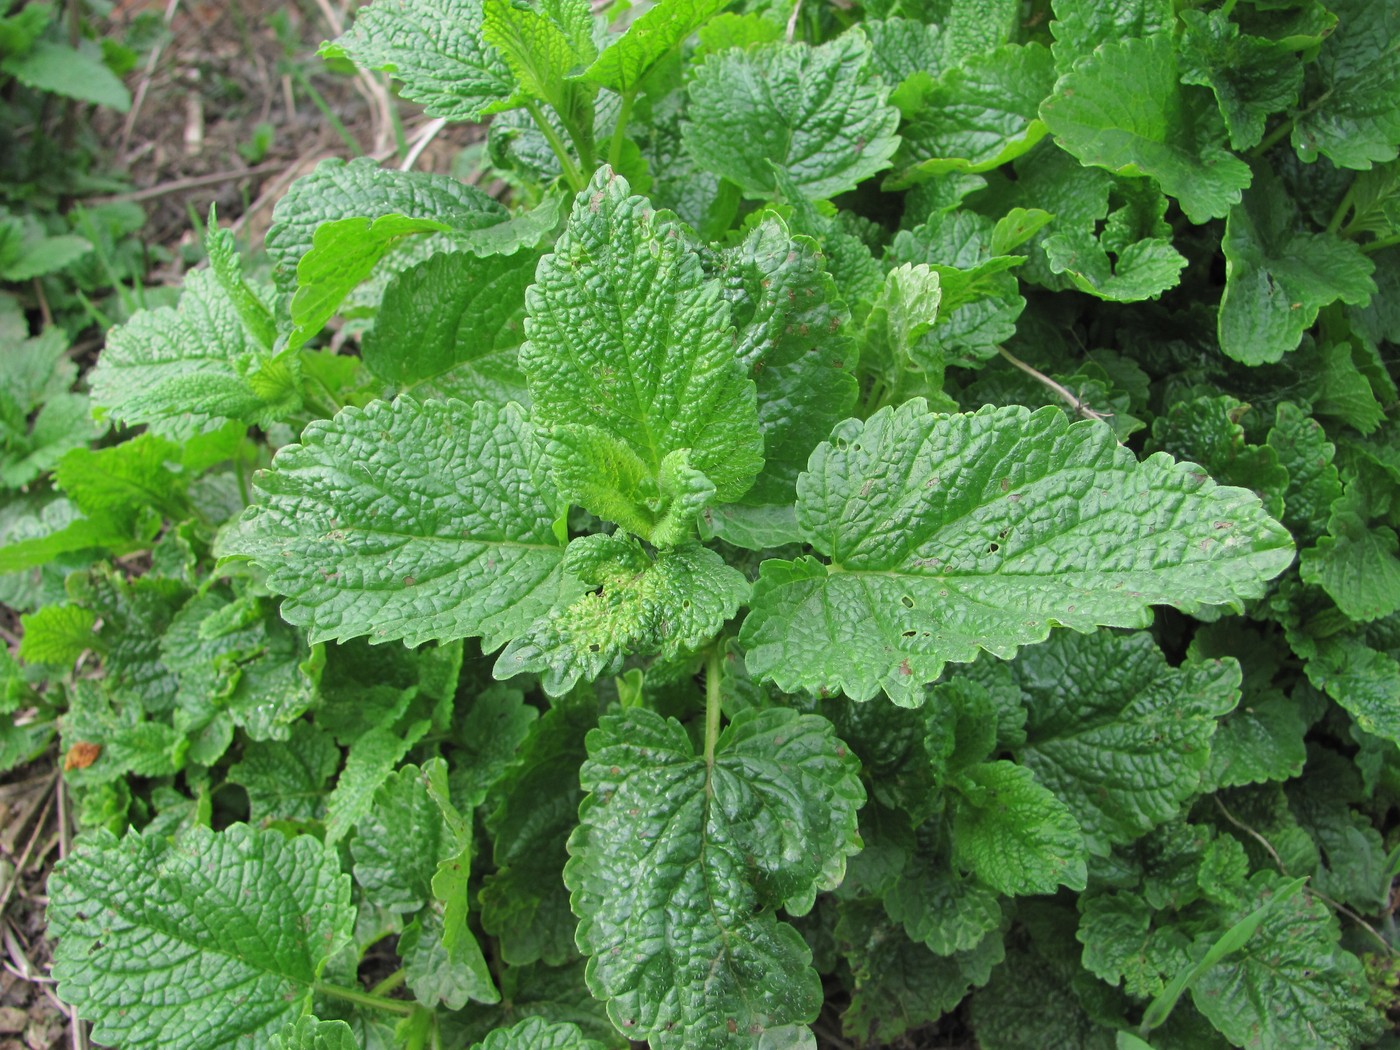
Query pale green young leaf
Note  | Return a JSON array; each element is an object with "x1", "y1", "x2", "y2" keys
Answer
[
  {"x1": 707, "y1": 215, "x2": 859, "y2": 505},
  {"x1": 88, "y1": 268, "x2": 301, "y2": 437},
  {"x1": 892, "y1": 43, "x2": 1054, "y2": 185},
  {"x1": 1040, "y1": 34, "x2": 1251, "y2": 224},
  {"x1": 265, "y1": 158, "x2": 513, "y2": 293},
  {"x1": 950, "y1": 759, "x2": 1087, "y2": 895},
  {"x1": 498, "y1": 534, "x2": 746, "y2": 694},
  {"x1": 583, "y1": 0, "x2": 729, "y2": 93},
  {"x1": 683, "y1": 32, "x2": 901, "y2": 200},
  {"x1": 473, "y1": 1017, "x2": 607, "y2": 1050},
  {"x1": 1291, "y1": 0, "x2": 1400, "y2": 170},
  {"x1": 695, "y1": 12, "x2": 780, "y2": 55},
  {"x1": 320, "y1": 0, "x2": 514, "y2": 124},
  {"x1": 521, "y1": 170, "x2": 762, "y2": 538},
  {"x1": 227, "y1": 722, "x2": 340, "y2": 824},
  {"x1": 361, "y1": 248, "x2": 537, "y2": 399},
  {"x1": 567, "y1": 707, "x2": 864, "y2": 1048},
  {"x1": 269, "y1": 1018, "x2": 358, "y2": 1050},
  {"x1": 18, "y1": 604, "x2": 98, "y2": 666},
  {"x1": 741, "y1": 401, "x2": 1294, "y2": 705},
  {"x1": 222, "y1": 397, "x2": 573, "y2": 649},
  {"x1": 204, "y1": 221, "x2": 276, "y2": 350},
  {"x1": 863, "y1": 18, "x2": 947, "y2": 91},
  {"x1": 861, "y1": 262, "x2": 941, "y2": 387},
  {"x1": 1189, "y1": 877, "x2": 1384, "y2": 1049},
  {"x1": 1218, "y1": 172, "x2": 1375, "y2": 365},
  {"x1": 481, "y1": 0, "x2": 586, "y2": 111},
  {"x1": 921, "y1": 0, "x2": 1019, "y2": 65},
  {"x1": 48, "y1": 824, "x2": 353, "y2": 1050},
  {"x1": 1008, "y1": 631, "x2": 1241, "y2": 855}
]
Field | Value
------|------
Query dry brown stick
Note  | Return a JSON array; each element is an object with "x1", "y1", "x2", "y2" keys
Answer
[
  {"x1": 400, "y1": 117, "x2": 448, "y2": 172},
  {"x1": 0, "y1": 779, "x2": 56, "y2": 920},
  {"x1": 54, "y1": 777, "x2": 86, "y2": 1050},
  {"x1": 996, "y1": 344, "x2": 1111, "y2": 423},
  {"x1": 86, "y1": 162, "x2": 284, "y2": 205},
  {"x1": 118, "y1": 0, "x2": 182, "y2": 157}
]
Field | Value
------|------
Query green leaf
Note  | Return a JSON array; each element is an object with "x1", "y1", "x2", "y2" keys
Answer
[
  {"x1": 860, "y1": 262, "x2": 942, "y2": 398},
  {"x1": 269, "y1": 1018, "x2": 357, "y2": 1050},
  {"x1": 1177, "y1": 9, "x2": 1304, "y2": 152},
  {"x1": 352, "y1": 761, "x2": 456, "y2": 912},
  {"x1": 836, "y1": 900, "x2": 1001, "y2": 1045},
  {"x1": 1040, "y1": 34, "x2": 1251, "y2": 224},
  {"x1": 1218, "y1": 171, "x2": 1375, "y2": 365},
  {"x1": 892, "y1": 43, "x2": 1054, "y2": 185},
  {"x1": 1304, "y1": 634, "x2": 1400, "y2": 747},
  {"x1": 566, "y1": 707, "x2": 864, "y2": 1047},
  {"x1": 972, "y1": 937, "x2": 1116, "y2": 1050},
  {"x1": 741, "y1": 401, "x2": 1295, "y2": 705},
  {"x1": 1313, "y1": 340, "x2": 1386, "y2": 435},
  {"x1": 325, "y1": 712, "x2": 431, "y2": 845},
  {"x1": 1266, "y1": 403, "x2": 1342, "y2": 546},
  {"x1": 583, "y1": 0, "x2": 729, "y2": 92},
  {"x1": 60, "y1": 680, "x2": 187, "y2": 785},
  {"x1": 480, "y1": 699, "x2": 593, "y2": 967},
  {"x1": 881, "y1": 821, "x2": 1005, "y2": 954},
  {"x1": 48, "y1": 824, "x2": 354, "y2": 1050},
  {"x1": 1291, "y1": 0, "x2": 1400, "y2": 170},
  {"x1": 1188, "y1": 877, "x2": 1383, "y2": 1048},
  {"x1": 1043, "y1": 208, "x2": 1187, "y2": 303},
  {"x1": 1152, "y1": 396, "x2": 1289, "y2": 519},
  {"x1": 707, "y1": 215, "x2": 859, "y2": 506},
  {"x1": 18, "y1": 604, "x2": 98, "y2": 666},
  {"x1": 481, "y1": 0, "x2": 593, "y2": 119},
  {"x1": 1301, "y1": 480, "x2": 1400, "y2": 622},
  {"x1": 0, "y1": 232, "x2": 92, "y2": 281},
  {"x1": 450, "y1": 684, "x2": 538, "y2": 810},
  {"x1": 950, "y1": 759, "x2": 1086, "y2": 895},
  {"x1": 683, "y1": 32, "x2": 901, "y2": 200},
  {"x1": 227, "y1": 722, "x2": 340, "y2": 824},
  {"x1": 88, "y1": 268, "x2": 301, "y2": 437},
  {"x1": 472, "y1": 1017, "x2": 607, "y2": 1050},
  {"x1": 497, "y1": 534, "x2": 747, "y2": 695},
  {"x1": 521, "y1": 169, "x2": 762, "y2": 539},
  {"x1": 1, "y1": 39, "x2": 131, "y2": 110},
  {"x1": 223, "y1": 397, "x2": 572, "y2": 649},
  {"x1": 401, "y1": 904, "x2": 498, "y2": 1010},
  {"x1": 1048, "y1": 0, "x2": 1173, "y2": 71},
  {"x1": 361, "y1": 248, "x2": 537, "y2": 398},
  {"x1": 1009, "y1": 631, "x2": 1240, "y2": 855},
  {"x1": 319, "y1": 0, "x2": 514, "y2": 123},
  {"x1": 265, "y1": 158, "x2": 513, "y2": 294}
]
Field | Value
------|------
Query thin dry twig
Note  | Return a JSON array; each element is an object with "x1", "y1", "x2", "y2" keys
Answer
[
  {"x1": 996, "y1": 344, "x2": 1111, "y2": 423},
  {"x1": 0, "y1": 777, "x2": 56, "y2": 920},
  {"x1": 785, "y1": 0, "x2": 803, "y2": 42},
  {"x1": 54, "y1": 778, "x2": 86, "y2": 1050},
  {"x1": 86, "y1": 161, "x2": 284, "y2": 204},
  {"x1": 400, "y1": 117, "x2": 448, "y2": 171},
  {"x1": 119, "y1": 0, "x2": 182, "y2": 157}
]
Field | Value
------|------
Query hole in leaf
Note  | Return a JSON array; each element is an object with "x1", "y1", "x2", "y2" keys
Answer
[{"x1": 900, "y1": 595, "x2": 914, "y2": 609}]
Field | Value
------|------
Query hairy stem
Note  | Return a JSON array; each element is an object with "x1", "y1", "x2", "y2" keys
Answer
[
  {"x1": 313, "y1": 981, "x2": 416, "y2": 1016},
  {"x1": 526, "y1": 100, "x2": 586, "y2": 192},
  {"x1": 608, "y1": 90, "x2": 637, "y2": 172}
]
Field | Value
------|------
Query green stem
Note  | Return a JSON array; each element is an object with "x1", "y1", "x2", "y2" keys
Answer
[
  {"x1": 1249, "y1": 116, "x2": 1294, "y2": 159},
  {"x1": 369, "y1": 968, "x2": 406, "y2": 997},
  {"x1": 234, "y1": 452, "x2": 251, "y2": 508},
  {"x1": 608, "y1": 90, "x2": 637, "y2": 171},
  {"x1": 704, "y1": 646, "x2": 723, "y2": 781},
  {"x1": 525, "y1": 99, "x2": 586, "y2": 192},
  {"x1": 1325, "y1": 180, "x2": 1356, "y2": 236},
  {"x1": 1219, "y1": 0, "x2": 1238, "y2": 18},
  {"x1": 314, "y1": 981, "x2": 416, "y2": 1017},
  {"x1": 1360, "y1": 232, "x2": 1400, "y2": 254}
]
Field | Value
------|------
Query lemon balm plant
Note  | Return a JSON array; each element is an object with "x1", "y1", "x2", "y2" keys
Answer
[{"x1": 25, "y1": 0, "x2": 1400, "y2": 1048}]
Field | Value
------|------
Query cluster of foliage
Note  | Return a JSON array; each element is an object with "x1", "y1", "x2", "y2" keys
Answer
[{"x1": 2, "y1": 0, "x2": 1398, "y2": 1046}]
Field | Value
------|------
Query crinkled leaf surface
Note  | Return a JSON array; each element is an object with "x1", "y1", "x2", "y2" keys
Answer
[
  {"x1": 1291, "y1": 0, "x2": 1400, "y2": 170},
  {"x1": 521, "y1": 170, "x2": 762, "y2": 539},
  {"x1": 892, "y1": 43, "x2": 1054, "y2": 185},
  {"x1": 1218, "y1": 172, "x2": 1375, "y2": 365},
  {"x1": 741, "y1": 401, "x2": 1294, "y2": 705},
  {"x1": 1040, "y1": 33, "x2": 1251, "y2": 224},
  {"x1": 497, "y1": 534, "x2": 748, "y2": 695},
  {"x1": 320, "y1": 0, "x2": 514, "y2": 123},
  {"x1": 351, "y1": 761, "x2": 455, "y2": 913},
  {"x1": 269, "y1": 1017, "x2": 357, "y2": 1050},
  {"x1": 473, "y1": 1016, "x2": 606, "y2": 1050},
  {"x1": 1190, "y1": 877, "x2": 1383, "y2": 1049},
  {"x1": 1151, "y1": 395, "x2": 1289, "y2": 519},
  {"x1": 227, "y1": 722, "x2": 340, "y2": 824},
  {"x1": 88, "y1": 268, "x2": 297, "y2": 437},
  {"x1": 583, "y1": 0, "x2": 729, "y2": 92},
  {"x1": 708, "y1": 215, "x2": 858, "y2": 506},
  {"x1": 361, "y1": 248, "x2": 538, "y2": 397},
  {"x1": 683, "y1": 32, "x2": 901, "y2": 200},
  {"x1": 1267, "y1": 403, "x2": 1341, "y2": 547},
  {"x1": 223, "y1": 397, "x2": 572, "y2": 649},
  {"x1": 566, "y1": 707, "x2": 864, "y2": 1048},
  {"x1": 1008, "y1": 631, "x2": 1240, "y2": 854},
  {"x1": 48, "y1": 824, "x2": 353, "y2": 1050},
  {"x1": 264, "y1": 158, "x2": 511, "y2": 294}
]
